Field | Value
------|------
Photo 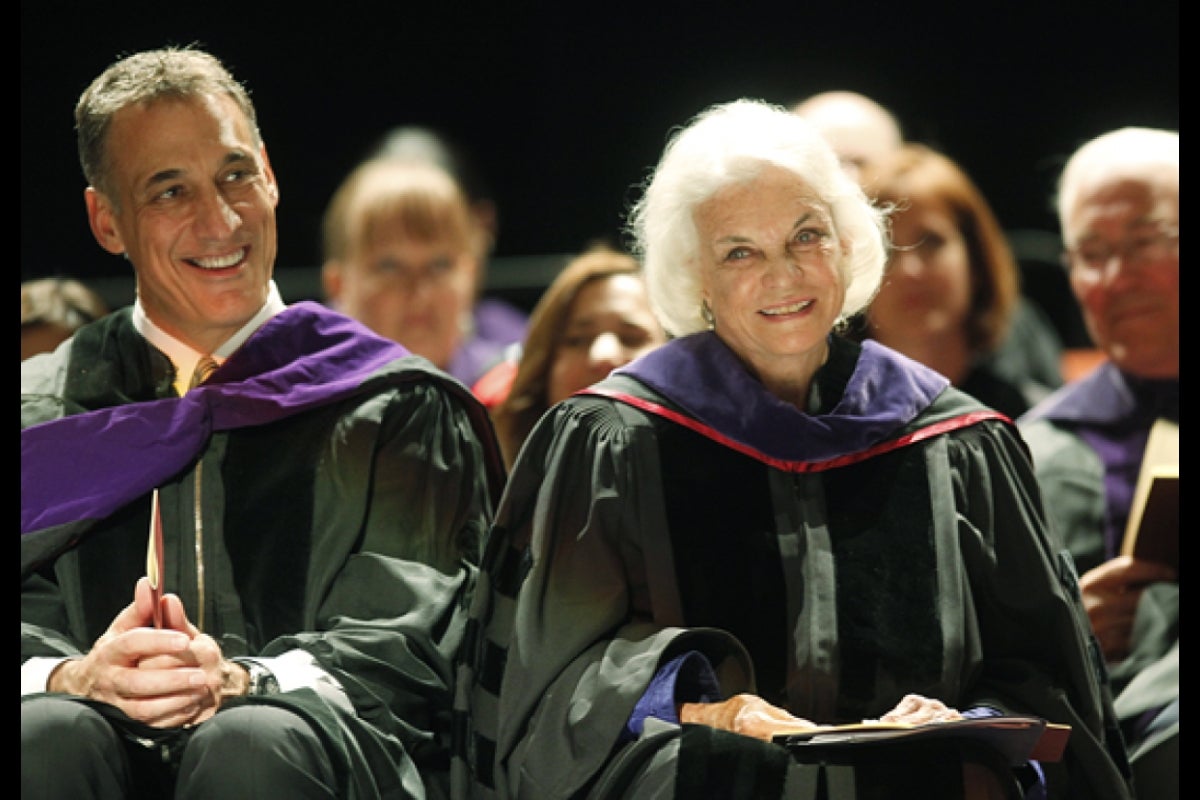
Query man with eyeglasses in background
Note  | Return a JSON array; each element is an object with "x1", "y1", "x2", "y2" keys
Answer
[{"x1": 1019, "y1": 127, "x2": 1178, "y2": 800}]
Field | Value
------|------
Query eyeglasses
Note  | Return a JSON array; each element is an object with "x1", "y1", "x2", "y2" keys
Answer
[{"x1": 1062, "y1": 228, "x2": 1178, "y2": 272}]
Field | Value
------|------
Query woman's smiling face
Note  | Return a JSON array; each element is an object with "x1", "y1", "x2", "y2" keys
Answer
[{"x1": 695, "y1": 164, "x2": 845, "y2": 385}]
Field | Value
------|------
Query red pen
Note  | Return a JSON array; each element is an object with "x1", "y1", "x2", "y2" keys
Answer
[{"x1": 146, "y1": 488, "x2": 164, "y2": 628}]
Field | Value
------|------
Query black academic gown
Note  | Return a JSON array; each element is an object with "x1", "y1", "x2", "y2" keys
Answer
[
  {"x1": 22, "y1": 303, "x2": 505, "y2": 800},
  {"x1": 453, "y1": 332, "x2": 1131, "y2": 800}
]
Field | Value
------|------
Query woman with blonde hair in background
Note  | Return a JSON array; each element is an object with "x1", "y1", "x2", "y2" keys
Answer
[{"x1": 322, "y1": 158, "x2": 516, "y2": 387}]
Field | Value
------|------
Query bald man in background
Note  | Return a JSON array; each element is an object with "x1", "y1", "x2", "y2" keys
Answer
[{"x1": 792, "y1": 90, "x2": 903, "y2": 186}]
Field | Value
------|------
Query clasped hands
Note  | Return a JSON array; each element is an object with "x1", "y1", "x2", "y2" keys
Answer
[
  {"x1": 47, "y1": 576, "x2": 249, "y2": 729},
  {"x1": 680, "y1": 692, "x2": 963, "y2": 741}
]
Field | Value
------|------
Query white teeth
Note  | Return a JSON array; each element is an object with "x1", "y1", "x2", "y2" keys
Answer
[
  {"x1": 192, "y1": 248, "x2": 246, "y2": 269},
  {"x1": 761, "y1": 300, "x2": 813, "y2": 316}
]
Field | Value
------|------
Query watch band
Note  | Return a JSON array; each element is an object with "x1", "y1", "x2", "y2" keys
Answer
[{"x1": 237, "y1": 658, "x2": 280, "y2": 696}]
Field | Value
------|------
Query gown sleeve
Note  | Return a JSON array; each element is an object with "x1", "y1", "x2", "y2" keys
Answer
[
  {"x1": 943, "y1": 418, "x2": 1133, "y2": 799},
  {"x1": 256, "y1": 376, "x2": 500, "y2": 797},
  {"x1": 486, "y1": 396, "x2": 753, "y2": 799}
]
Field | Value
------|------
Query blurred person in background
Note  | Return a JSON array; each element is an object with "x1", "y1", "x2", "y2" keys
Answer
[
  {"x1": 794, "y1": 90, "x2": 1064, "y2": 398},
  {"x1": 369, "y1": 125, "x2": 529, "y2": 356},
  {"x1": 791, "y1": 90, "x2": 903, "y2": 187},
  {"x1": 322, "y1": 157, "x2": 514, "y2": 387},
  {"x1": 21, "y1": 276, "x2": 110, "y2": 360},
  {"x1": 853, "y1": 142, "x2": 1054, "y2": 418},
  {"x1": 1019, "y1": 126, "x2": 1179, "y2": 800},
  {"x1": 475, "y1": 244, "x2": 667, "y2": 467}
]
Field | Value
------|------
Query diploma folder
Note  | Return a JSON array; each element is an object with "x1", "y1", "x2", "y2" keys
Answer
[
  {"x1": 1120, "y1": 418, "x2": 1179, "y2": 571},
  {"x1": 772, "y1": 716, "x2": 1070, "y2": 765}
]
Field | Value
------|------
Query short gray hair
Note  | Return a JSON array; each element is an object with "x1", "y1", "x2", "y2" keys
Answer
[
  {"x1": 626, "y1": 98, "x2": 888, "y2": 337},
  {"x1": 75, "y1": 45, "x2": 260, "y2": 201}
]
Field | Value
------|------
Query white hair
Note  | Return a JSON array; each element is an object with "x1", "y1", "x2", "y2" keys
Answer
[
  {"x1": 1056, "y1": 127, "x2": 1179, "y2": 239},
  {"x1": 626, "y1": 98, "x2": 889, "y2": 337}
]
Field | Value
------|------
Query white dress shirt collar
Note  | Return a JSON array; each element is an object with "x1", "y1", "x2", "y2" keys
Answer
[{"x1": 132, "y1": 281, "x2": 287, "y2": 395}]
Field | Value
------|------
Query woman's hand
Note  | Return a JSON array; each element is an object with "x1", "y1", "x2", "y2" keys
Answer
[
  {"x1": 872, "y1": 693, "x2": 962, "y2": 725},
  {"x1": 679, "y1": 693, "x2": 822, "y2": 741}
]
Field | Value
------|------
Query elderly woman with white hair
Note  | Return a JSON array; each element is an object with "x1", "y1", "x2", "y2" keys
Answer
[{"x1": 453, "y1": 100, "x2": 1133, "y2": 800}]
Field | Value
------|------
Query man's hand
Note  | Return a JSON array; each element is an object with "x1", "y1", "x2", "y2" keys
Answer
[
  {"x1": 680, "y1": 693, "x2": 821, "y2": 741},
  {"x1": 1079, "y1": 555, "x2": 1178, "y2": 661},
  {"x1": 152, "y1": 588, "x2": 251, "y2": 723},
  {"x1": 48, "y1": 578, "x2": 250, "y2": 728}
]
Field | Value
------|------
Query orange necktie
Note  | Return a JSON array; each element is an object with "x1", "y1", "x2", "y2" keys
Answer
[{"x1": 188, "y1": 355, "x2": 218, "y2": 390}]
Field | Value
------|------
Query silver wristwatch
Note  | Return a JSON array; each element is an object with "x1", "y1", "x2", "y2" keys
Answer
[{"x1": 238, "y1": 659, "x2": 280, "y2": 696}]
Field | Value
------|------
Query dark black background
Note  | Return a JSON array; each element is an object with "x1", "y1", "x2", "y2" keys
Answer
[{"x1": 22, "y1": 0, "x2": 1178, "y2": 324}]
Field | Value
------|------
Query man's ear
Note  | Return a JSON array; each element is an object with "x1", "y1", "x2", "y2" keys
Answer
[
  {"x1": 321, "y1": 260, "x2": 343, "y2": 302},
  {"x1": 261, "y1": 144, "x2": 280, "y2": 207},
  {"x1": 85, "y1": 187, "x2": 125, "y2": 255}
]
